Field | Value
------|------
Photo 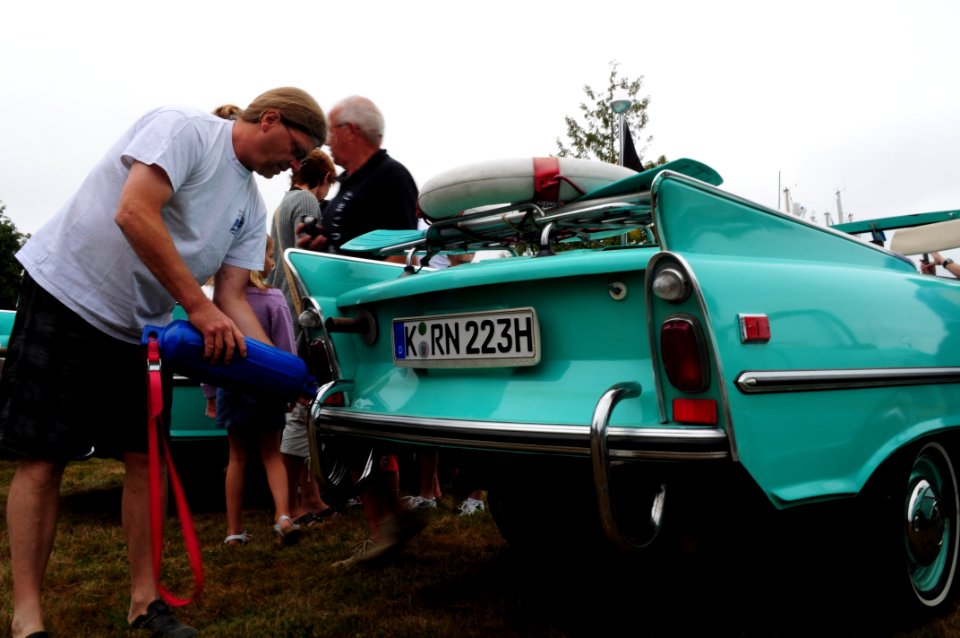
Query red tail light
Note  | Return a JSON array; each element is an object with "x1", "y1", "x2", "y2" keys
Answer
[
  {"x1": 672, "y1": 398, "x2": 718, "y2": 425},
  {"x1": 660, "y1": 317, "x2": 708, "y2": 392},
  {"x1": 324, "y1": 392, "x2": 345, "y2": 407}
]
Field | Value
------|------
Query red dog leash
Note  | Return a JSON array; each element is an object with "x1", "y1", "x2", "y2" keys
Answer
[{"x1": 146, "y1": 335, "x2": 204, "y2": 606}]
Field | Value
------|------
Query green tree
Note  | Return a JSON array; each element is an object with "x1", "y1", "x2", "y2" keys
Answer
[
  {"x1": 555, "y1": 60, "x2": 665, "y2": 168},
  {"x1": 0, "y1": 202, "x2": 28, "y2": 310}
]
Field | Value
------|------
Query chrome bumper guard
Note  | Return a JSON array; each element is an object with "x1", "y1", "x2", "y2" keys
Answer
[{"x1": 311, "y1": 379, "x2": 728, "y2": 550}]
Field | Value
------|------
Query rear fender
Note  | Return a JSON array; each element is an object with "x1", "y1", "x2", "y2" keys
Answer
[
  {"x1": 651, "y1": 173, "x2": 960, "y2": 507},
  {"x1": 286, "y1": 249, "x2": 408, "y2": 380}
]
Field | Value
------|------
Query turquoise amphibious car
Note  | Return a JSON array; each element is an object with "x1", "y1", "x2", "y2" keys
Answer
[{"x1": 286, "y1": 156, "x2": 960, "y2": 613}]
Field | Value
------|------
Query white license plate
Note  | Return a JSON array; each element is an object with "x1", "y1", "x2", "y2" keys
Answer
[{"x1": 393, "y1": 308, "x2": 540, "y2": 368}]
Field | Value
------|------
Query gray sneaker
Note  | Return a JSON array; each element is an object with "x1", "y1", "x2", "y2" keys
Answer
[
  {"x1": 333, "y1": 510, "x2": 427, "y2": 567},
  {"x1": 332, "y1": 538, "x2": 376, "y2": 568},
  {"x1": 400, "y1": 495, "x2": 437, "y2": 510},
  {"x1": 458, "y1": 497, "x2": 485, "y2": 516}
]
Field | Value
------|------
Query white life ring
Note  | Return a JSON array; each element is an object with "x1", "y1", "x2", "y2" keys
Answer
[{"x1": 417, "y1": 157, "x2": 636, "y2": 221}]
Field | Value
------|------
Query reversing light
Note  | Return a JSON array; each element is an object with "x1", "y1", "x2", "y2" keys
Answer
[
  {"x1": 660, "y1": 317, "x2": 708, "y2": 392},
  {"x1": 652, "y1": 267, "x2": 690, "y2": 303}
]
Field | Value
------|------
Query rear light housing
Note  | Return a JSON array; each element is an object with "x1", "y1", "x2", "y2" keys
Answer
[
  {"x1": 660, "y1": 316, "x2": 709, "y2": 393},
  {"x1": 304, "y1": 338, "x2": 345, "y2": 406}
]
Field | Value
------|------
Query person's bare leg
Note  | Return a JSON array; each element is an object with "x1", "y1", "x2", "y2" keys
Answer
[
  {"x1": 418, "y1": 450, "x2": 441, "y2": 499},
  {"x1": 123, "y1": 451, "x2": 196, "y2": 637},
  {"x1": 259, "y1": 430, "x2": 290, "y2": 525},
  {"x1": 300, "y1": 462, "x2": 330, "y2": 513},
  {"x1": 360, "y1": 486, "x2": 386, "y2": 538},
  {"x1": 224, "y1": 431, "x2": 249, "y2": 538},
  {"x1": 8, "y1": 458, "x2": 65, "y2": 638},
  {"x1": 281, "y1": 452, "x2": 305, "y2": 519},
  {"x1": 382, "y1": 455, "x2": 400, "y2": 504},
  {"x1": 123, "y1": 451, "x2": 164, "y2": 622},
  {"x1": 355, "y1": 460, "x2": 389, "y2": 539},
  {"x1": 432, "y1": 468, "x2": 442, "y2": 499}
]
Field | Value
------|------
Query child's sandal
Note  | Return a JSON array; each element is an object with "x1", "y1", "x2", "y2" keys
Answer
[
  {"x1": 273, "y1": 515, "x2": 302, "y2": 547},
  {"x1": 223, "y1": 531, "x2": 252, "y2": 546}
]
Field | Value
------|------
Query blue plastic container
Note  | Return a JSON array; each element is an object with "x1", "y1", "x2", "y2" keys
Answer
[{"x1": 142, "y1": 320, "x2": 318, "y2": 400}]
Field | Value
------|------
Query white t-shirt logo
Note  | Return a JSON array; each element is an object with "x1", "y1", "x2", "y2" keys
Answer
[{"x1": 230, "y1": 210, "x2": 246, "y2": 235}]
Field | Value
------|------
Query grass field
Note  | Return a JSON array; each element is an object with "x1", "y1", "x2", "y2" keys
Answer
[{"x1": 2, "y1": 457, "x2": 960, "y2": 637}]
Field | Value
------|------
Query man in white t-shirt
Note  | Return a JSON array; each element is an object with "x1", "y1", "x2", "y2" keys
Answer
[{"x1": 0, "y1": 87, "x2": 325, "y2": 638}]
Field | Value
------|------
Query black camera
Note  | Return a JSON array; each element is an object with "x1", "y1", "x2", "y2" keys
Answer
[{"x1": 299, "y1": 215, "x2": 326, "y2": 238}]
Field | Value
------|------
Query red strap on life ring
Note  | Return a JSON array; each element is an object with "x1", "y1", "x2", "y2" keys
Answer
[
  {"x1": 533, "y1": 157, "x2": 589, "y2": 205},
  {"x1": 533, "y1": 157, "x2": 561, "y2": 203},
  {"x1": 146, "y1": 337, "x2": 204, "y2": 606}
]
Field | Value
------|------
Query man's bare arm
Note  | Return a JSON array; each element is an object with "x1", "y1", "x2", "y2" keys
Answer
[
  {"x1": 213, "y1": 264, "x2": 272, "y2": 346},
  {"x1": 114, "y1": 161, "x2": 244, "y2": 362}
]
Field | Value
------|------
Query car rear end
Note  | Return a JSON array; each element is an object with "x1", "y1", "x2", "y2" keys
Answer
[{"x1": 292, "y1": 245, "x2": 734, "y2": 549}]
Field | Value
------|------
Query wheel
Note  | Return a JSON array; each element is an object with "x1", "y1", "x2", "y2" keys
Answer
[
  {"x1": 868, "y1": 441, "x2": 960, "y2": 615},
  {"x1": 900, "y1": 441, "x2": 960, "y2": 610}
]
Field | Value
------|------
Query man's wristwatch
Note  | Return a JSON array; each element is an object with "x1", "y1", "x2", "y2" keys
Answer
[{"x1": 944, "y1": 259, "x2": 955, "y2": 267}]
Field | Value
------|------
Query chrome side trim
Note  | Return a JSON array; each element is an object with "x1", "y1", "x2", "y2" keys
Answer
[
  {"x1": 736, "y1": 367, "x2": 960, "y2": 394},
  {"x1": 315, "y1": 405, "x2": 728, "y2": 461}
]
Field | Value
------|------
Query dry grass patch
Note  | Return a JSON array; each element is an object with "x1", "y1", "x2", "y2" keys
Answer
[{"x1": 2, "y1": 458, "x2": 960, "y2": 637}]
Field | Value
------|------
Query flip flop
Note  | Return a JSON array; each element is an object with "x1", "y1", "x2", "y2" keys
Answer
[
  {"x1": 292, "y1": 512, "x2": 316, "y2": 527},
  {"x1": 293, "y1": 508, "x2": 336, "y2": 527},
  {"x1": 313, "y1": 507, "x2": 337, "y2": 521},
  {"x1": 223, "y1": 531, "x2": 252, "y2": 546}
]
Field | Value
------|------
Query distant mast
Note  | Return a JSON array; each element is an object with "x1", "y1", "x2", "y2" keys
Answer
[
  {"x1": 782, "y1": 182, "x2": 852, "y2": 225},
  {"x1": 836, "y1": 189, "x2": 851, "y2": 223},
  {"x1": 783, "y1": 187, "x2": 793, "y2": 216}
]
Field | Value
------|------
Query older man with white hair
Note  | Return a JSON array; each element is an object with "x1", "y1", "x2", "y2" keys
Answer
[
  {"x1": 295, "y1": 95, "x2": 423, "y2": 566},
  {"x1": 296, "y1": 95, "x2": 418, "y2": 255}
]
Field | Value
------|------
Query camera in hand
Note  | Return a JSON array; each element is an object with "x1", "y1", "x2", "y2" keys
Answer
[{"x1": 299, "y1": 215, "x2": 327, "y2": 238}]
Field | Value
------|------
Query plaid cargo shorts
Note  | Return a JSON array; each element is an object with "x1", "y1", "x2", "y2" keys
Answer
[{"x1": 0, "y1": 273, "x2": 171, "y2": 462}]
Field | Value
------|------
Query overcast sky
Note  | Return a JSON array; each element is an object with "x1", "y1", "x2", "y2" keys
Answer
[{"x1": 2, "y1": 0, "x2": 959, "y2": 238}]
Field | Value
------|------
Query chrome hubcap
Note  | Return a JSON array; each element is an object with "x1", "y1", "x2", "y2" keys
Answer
[{"x1": 906, "y1": 478, "x2": 945, "y2": 567}]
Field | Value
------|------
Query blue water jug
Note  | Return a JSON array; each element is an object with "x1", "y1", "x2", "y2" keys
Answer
[{"x1": 142, "y1": 320, "x2": 318, "y2": 400}]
